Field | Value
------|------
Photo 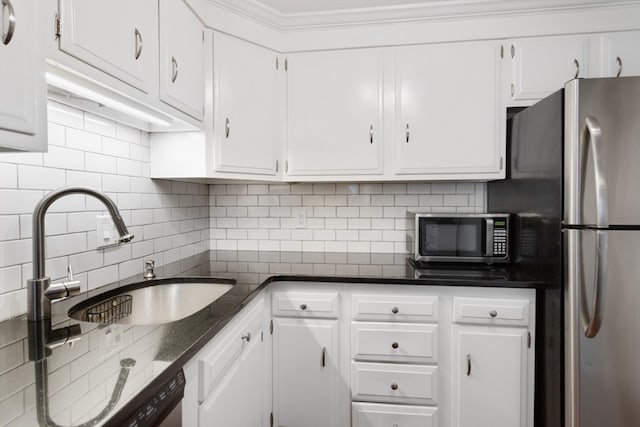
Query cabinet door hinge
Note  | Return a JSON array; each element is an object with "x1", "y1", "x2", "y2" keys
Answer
[
  {"x1": 54, "y1": 14, "x2": 61, "y2": 40},
  {"x1": 270, "y1": 412, "x2": 274, "y2": 427},
  {"x1": 527, "y1": 332, "x2": 532, "y2": 348},
  {"x1": 270, "y1": 320, "x2": 273, "y2": 335}
]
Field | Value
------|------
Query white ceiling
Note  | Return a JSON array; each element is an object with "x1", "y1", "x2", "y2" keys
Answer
[
  {"x1": 212, "y1": 0, "x2": 633, "y2": 29},
  {"x1": 256, "y1": 0, "x2": 458, "y2": 14}
]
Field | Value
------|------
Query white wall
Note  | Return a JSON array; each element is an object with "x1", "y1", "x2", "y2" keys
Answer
[
  {"x1": 209, "y1": 182, "x2": 485, "y2": 253},
  {"x1": 0, "y1": 102, "x2": 210, "y2": 321}
]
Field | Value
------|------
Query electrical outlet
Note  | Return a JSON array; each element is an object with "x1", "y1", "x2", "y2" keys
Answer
[
  {"x1": 292, "y1": 207, "x2": 307, "y2": 228},
  {"x1": 96, "y1": 215, "x2": 119, "y2": 248}
]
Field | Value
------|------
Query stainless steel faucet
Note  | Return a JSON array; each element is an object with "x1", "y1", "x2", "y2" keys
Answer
[{"x1": 27, "y1": 186, "x2": 134, "y2": 322}]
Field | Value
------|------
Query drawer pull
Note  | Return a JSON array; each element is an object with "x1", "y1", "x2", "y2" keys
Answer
[
  {"x1": 489, "y1": 309, "x2": 498, "y2": 318},
  {"x1": 390, "y1": 382, "x2": 398, "y2": 391},
  {"x1": 300, "y1": 304, "x2": 307, "y2": 310},
  {"x1": 241, "y1": 332, "x2": 251, "y2": 342},
  {"x1": 391, "y1": 342, "x2": 399, "y2": 349},
  {"x1": 391, "y1": 306, "x2": 399, "y2": 314}
]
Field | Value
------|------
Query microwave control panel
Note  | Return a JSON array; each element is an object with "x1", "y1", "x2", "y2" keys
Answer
[{"x1": 492, "y1": 219, "x2": 508, "y2": 256}]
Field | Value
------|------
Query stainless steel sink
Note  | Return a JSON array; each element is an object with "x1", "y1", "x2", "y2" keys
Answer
[{"x1": 68, "y1": 277, "x2": 235, "y2": 325}]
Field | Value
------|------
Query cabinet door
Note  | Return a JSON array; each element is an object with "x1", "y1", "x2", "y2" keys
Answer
[
  {"x1": 0, "y1": 0, "x2": 46, "y2": 151},
  {"x1": 159, "y1": 0, "x2": 204, "y2": 120},
  {"x1": 509, "y1": 35, "x2": 590, "y2": 103},
  {"x1": 59, "y1": 0, "x2": 156, "y2": 93},
  {"x1": 286, "y1": 49, "x2": 384, "y2": 176},
  {"x1": 601, "y1": 31, "x2": 640, "y2": 78},
  {"x1": 199, "y1": 325, "x2": 266, "y2": 427},
  {"x1": 395, "y1": 41, "x2": 503, "y2": 176},
  {"x1": 453, "y1": 325, "x2": 530, "y2": 427},
  {"x1": 273, "y1": 318, "x2": 340, "y2": 427},
  {"x1": 213, "y1": 33, "x2": 280, "y2": 175}
]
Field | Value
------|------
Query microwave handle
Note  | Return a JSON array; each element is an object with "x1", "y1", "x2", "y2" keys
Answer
[{"x1": 485, "y1": 218, "x2": 494, "y2": 257}]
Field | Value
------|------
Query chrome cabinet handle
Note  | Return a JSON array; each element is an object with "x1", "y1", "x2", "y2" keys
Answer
[
  {"x1": 391, "y1": 383, "x2": 398, "y2": 391},
  {"x1": 1, "y1": 0, "x2": 16, "y2": 46},
  {"x1": 573, "y1": 59, "x2": 580, "y2": 79},
  {"x1": 616, "y1": 56, "x2": 623, "y2": 78},
  {"x1": 321, "y1": 346, "x2": 326, "y2": 367},
  {"x1": 241, "y1": 332, "x2": 251, "y2": 342},
  {"x1": 466, "y1": 353, "x2": 471, "y2": 376},
  {"x1": 489, "y1": 309, "x2": 498, "y2": 318},
  {"x1": 299, "y1": 303, "x2": 307, "y2": 310},
  {"x1": 391, "y1": 306, "x2": 399, "y2": 314},
  {"x1": 225, "y1": 118, "x2": 230, "y2": 138},
  {"x1": 579, "y1": 116, "x2": 609, "y2": 339},
  {"x1": 405, "y1": 124, "x2": 410, "y2": 143},
  {"x1": 134, "y1": 28, "x2": 143, "y2": 60},
  {"x1": 391, "y1": 342, "x2": 399, "y2": 349},
  {"x1": 369, "y1": 125, "x2": 374, "y2": 144},
  {"x1": 171, "y1": 57, "x2": 179, "y2": 82}
]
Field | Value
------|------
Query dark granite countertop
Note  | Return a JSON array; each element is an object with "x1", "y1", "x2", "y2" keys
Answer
[{"x1": 0, "y1": 251, "x2": 544, "y2": 426}]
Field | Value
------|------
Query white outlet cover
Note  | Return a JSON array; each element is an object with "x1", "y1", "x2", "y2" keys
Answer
[
  {"x1": 292, "y1": 207, "x2": 307, "y2": 228},
  {"x1": 96, "y1": 215, "x2": 119, "y2": 248}
]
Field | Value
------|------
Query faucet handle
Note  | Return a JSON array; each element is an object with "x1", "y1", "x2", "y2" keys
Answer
[
  {"x1": 45, "y1": 264, "x2": 81, "y2": 300},
  {"x1": 143, "y1": 260, "x2": 156, "y2": 280}
]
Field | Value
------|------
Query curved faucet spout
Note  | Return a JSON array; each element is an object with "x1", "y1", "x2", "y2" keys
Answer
[{"x1": 28, "y1": 186, "x2": 134, "y2": 321}]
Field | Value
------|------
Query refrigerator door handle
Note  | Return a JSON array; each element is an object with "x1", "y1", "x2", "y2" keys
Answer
[
  {"x1": 579, "y1": 230, "x2": 608, "y2": 338},
  {"x1": 580, "y1": 116, "x2": 609, "y2": 228},
  {"x1": 579, "y1": 116, "x2": 609, "y2": 338}
]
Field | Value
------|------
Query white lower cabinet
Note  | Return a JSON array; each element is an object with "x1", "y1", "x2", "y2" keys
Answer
[
  {"x1": 352, "y1": 402, "x2": 438, "y2": 427},
  {"x1": 272, "y1": 317, "x2": 341, "y2": 427}
]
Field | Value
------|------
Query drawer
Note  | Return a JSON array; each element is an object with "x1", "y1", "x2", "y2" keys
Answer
[
  {"x1": 198, "y1": 300, "x2": 264, "y2": 402},
  {"x1": 352, "y1": 362, "x2": 438, "y2": 405},
  {"x1": 352, "y1": 322, "x2": 438, "y2": 363},
  {"x1": 352, "y1": 294, "x2": 438, "y2": 323},
  {"x1": 272, "y1": 291, "x2": 339, "y2": 318},
  {"x1": 352, "y1": 402, "x2": 438, "y2": 427},
  {"x1": 453, "y1": 297, "x2": 530, "y2": 326}
]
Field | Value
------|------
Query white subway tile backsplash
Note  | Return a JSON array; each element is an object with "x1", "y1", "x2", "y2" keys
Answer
[
  {"x1": 83, "y1": 113, "x2": 116, "y2": 138},
  {"x1": 0, "y1": 163, "x2": 17, "y2": 189},
  {"x1": 0, "y1": 109, "x2": 209, "y2": 321}
]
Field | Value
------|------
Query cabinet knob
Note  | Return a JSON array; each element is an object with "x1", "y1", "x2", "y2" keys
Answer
[
  {"x1": 391, "y1": 306, "x2": 399, "y2": 314},
  {"x1": 300, "y1": 304, "x2": 307, "y2": 310},
  {"x1": 390, "y1": 383, "x2": 398, "y2": 391},
  {"x1": 1, "y1": 0, "x2": 16, "y2": 46},
  {"x1": 391, "y1": 342, "x2": 399, "y2": 349},
  {"x1": 489, "y1": 309, "x2": 498, "y2": 318}
]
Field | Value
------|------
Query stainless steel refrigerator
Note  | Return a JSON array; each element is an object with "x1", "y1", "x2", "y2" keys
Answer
[{"x1": 488, "y1": 76, "x2": 640, "y2": 427}]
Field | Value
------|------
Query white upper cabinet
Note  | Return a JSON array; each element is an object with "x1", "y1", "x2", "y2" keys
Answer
[
  {"x1": 0, "y1": 0, "x2": 47, "y2": 151},
  {"x1": 600, "y1": 31, "x2": 640, "y2": 78},
  {"x1": 286, "y1": 49, "x2": 384, "y2": 177},
  {"x1": 159, "y1": 0, "x2": 204, "y2": 120},
  {"x1": 507, "y1": 35, "x2": 590, "y2": 104},
  {"x1": 58, "y1": 0, "x2": 157, "y2": 93},
  {"x1": 213, "y1": 32, "x2": 281, "y2": 176},
  {"x1": 394, "y1": 41, "x2": 504, "y2": 178}
]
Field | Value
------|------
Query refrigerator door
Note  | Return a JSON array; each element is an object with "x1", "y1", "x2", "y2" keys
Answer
[
  {"x1": 565, "y1": 228, "x2": 640, "y2": 427},
  {"x1": 564, "y1": 77, "x2": 640, "y2": 227}
]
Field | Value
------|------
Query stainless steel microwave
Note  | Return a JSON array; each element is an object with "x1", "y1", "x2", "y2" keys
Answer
[{"x1": 413, "y1": 213, "x2": 510, "y2": 263}]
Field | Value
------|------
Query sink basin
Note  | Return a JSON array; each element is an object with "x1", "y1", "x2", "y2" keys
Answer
[{"x1": 68, "y1": 277, "x2": 235, "y2": 325}]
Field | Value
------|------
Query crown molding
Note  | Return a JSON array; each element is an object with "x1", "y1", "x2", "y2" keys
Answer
[{"x1": 208, "y1": 0, "x2": 640, "y2": 30}]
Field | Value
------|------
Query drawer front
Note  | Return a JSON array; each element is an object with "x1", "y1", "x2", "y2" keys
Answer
[
  {"x1": 198, "y1": 300, "x2": 264, "y2": 402},
  {"x1": 352, "y1": 322, "x2": 438, "y2": 363},
  {"x1": 453, "y1": 297, "x2": 530, "y2": 326},
  {"x1": 352, "y1": 402, "x2": 438, "y2": 427},
  {"x1": 352, "y1": 295, "x2": 438, "y2": 323},
  {"x1": 352, "y1": 362, "x2": 438, "y2": 405},
  {"x1": 272, "y1": 292, "x2": 339, "y2": 318}
]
